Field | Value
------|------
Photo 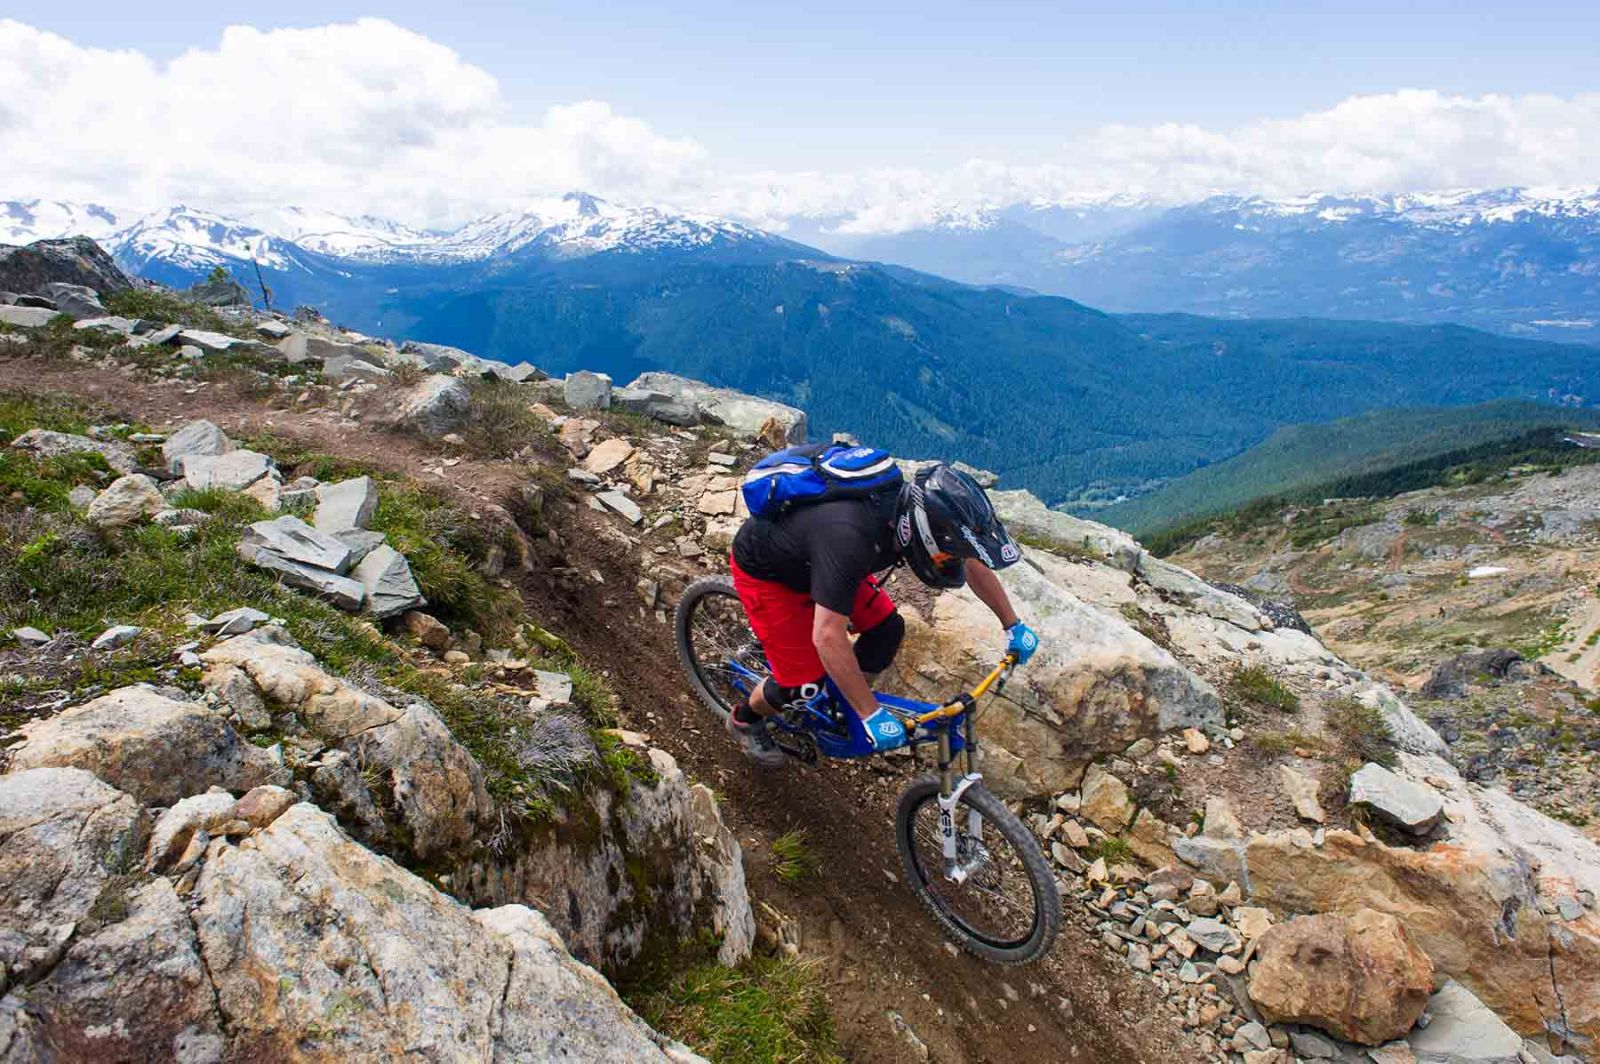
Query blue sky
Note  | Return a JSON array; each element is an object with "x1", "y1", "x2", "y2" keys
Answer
[
  {"x1": 11, "y1": 0, "x2": 1600, "y2": 171},
  {"x1": 4, "y1": 4, "x2": 1598, "y2": 228}
]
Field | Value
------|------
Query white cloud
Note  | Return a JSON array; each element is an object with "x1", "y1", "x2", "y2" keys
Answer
[
  {"x1": 3, "y1": 19, "x2": 1598, "y2": 235},
  {"x1": 0, "y1": 18, "x2": 703, "y2": 228}
]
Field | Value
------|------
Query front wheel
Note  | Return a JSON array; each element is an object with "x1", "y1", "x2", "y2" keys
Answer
[{"x1": 895, "y1": 776, "x2": 1061, "y2": 965}]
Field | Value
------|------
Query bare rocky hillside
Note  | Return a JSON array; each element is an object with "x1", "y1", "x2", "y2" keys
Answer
[{"x1": 2, "y1": 254, "x2": 1596, "y2": 1063}]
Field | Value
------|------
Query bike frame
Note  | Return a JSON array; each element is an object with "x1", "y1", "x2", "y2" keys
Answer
[{"x1": 722, "y1": 653, "x2": 1019, "y2": 875}]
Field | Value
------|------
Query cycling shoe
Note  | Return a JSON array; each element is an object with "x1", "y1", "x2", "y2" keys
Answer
[{"x1": 727, "y1": 711, "x2": 786, "y2": 766}]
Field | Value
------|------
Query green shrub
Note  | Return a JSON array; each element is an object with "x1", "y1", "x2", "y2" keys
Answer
[
  {"x1": 1229, "y1": 665, "x2": 1301, "y2": 713},
  {"x1": 770, "y1": 829, "x2": 818, "y2": 884},
  {"x1": 1326, "y1": 699, "x2": 1397, "y2": 768},
  {"x1": 102, "y1": 288, "x2": 229, "y2": 332},
  {"x1": 632, "y1": 956, "x2": 842, "y2": 1064},
  {"x1": 458, "y1": 378, "x2": 550, "y2": 459},
  {"x1": 1091, "y1": 835, "x2": 1133, "y2": 865}
]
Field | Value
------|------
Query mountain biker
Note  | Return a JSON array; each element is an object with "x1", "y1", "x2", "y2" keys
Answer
[{"x1": 726, "y1": 462, "x2": 1040, "y2": 765}]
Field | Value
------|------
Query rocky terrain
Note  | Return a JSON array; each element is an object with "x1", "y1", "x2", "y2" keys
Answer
[
  {"x1": 1170, "y1": 471, "x2": 1600, "y2": 841},
  {"x1": 2, "y1": 246, "x2": 1598, "y2": 1063}
]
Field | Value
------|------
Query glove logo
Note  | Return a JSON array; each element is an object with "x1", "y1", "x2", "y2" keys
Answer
[{"x1": 876, "y1": 721, "x2": 900, "y2": 738}]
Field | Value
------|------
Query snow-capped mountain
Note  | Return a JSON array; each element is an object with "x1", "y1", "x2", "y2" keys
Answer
[
  {"x1": 238, "y1": 206, "x2": 439, "y2": 261},
  {"x1": 804, "y1": 186, "x2": 1600, "y2": 340},
  {"x1": 112, "y1": 206, "x2": 303, "y2": 273},
  {"x1": 0, "y1": 191, "x2": 786, "y2": 272},
  {"x1": 5, "y1": 186, "x2": 1596, "y2": 339},
  {"x1": 1, "y1": 199, "x2": 127, "y2": 246}
]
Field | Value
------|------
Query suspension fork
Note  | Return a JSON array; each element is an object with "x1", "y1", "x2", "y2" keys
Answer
[{"x1": 936, "y1": 729, "x2": 985, "y2": 881}]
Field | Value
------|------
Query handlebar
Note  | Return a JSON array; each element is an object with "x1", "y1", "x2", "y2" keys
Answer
[{"x1": 908, "y1": 652, "x2": 1020, "y2": 726}]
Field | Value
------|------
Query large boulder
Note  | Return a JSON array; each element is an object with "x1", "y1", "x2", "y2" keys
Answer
[
  {"x1": 37, "y1": 282, "x2": 107, "y2": 320},
  {"x1": 990, "y1": 490, "x2": 1143, "y2": 572},
  {"x1": 629, "y1": 372, "x2": 807, "y2": 444},
  {"x1": 0, "y1": 237, "x2": 132, "y2": 296},
  {"x1": 6, "y1": 686, "x2": 284, "y2": 806},
  {"x1": 393, "y1": 374, "x2": 471, "y2": 436},
  {"x1": 1247, "y1": 908, "x2": 1435, "y2": 1045},
  {"x1": 0, "y1": 769, "x2": 144, "y2": 988},
  {"x1": 9, "y1": 428, "x2": 137, "y2": 473},
  {"x1": 191, "y1": 803, "x2": 701, "y2": 1061},
  {"x1": 201, "y1": 629, "x2": 490, "y2": 858},
  {"x1": 463, "y1": 746, "x2": 755, "y2": 972},
  {"x1": 1175, "y1": 752, "x2": 1600, "y2": 1047},
  {"x1": 1, "y1": 879, "x2": 225, "y2": 1062},
  {"x1": 889, "y1": 557, "x2": 1223, "y2": 797}
]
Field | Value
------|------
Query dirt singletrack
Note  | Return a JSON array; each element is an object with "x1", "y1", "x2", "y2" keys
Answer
[{"x1": 6, "y1": 359, "x2": 1205, "y2": 1063}]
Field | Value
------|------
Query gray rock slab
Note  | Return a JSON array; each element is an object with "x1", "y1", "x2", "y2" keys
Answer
[
  {"x1": 1288, "y1": 1031, "x2": 1337, "y2": 1058},
  {"x1": 13, "y1": 626, "x2": 52, "y2": 647},
  {"x1": 143, "y1": 323, "x2": 184, "y2": 346},
  {"x1": 320, "y1": 354, "x2": 393, "y2": 382},
  {"x1": 334, "y1": 528, "x2": 387, "y2": 565},
  {"x1": 163, "y1": 419, "x2": 234, "y2": 475},
  {"x1": 312, "y1": 476, "x2": 379, "y2": 533},
  {"x1": 394, "y1": 375, "x2": 471, "y2": 436},
  {"x1": 200, "y1": 607, "x2": 272, "y2": 636},
  {"x1": 177, "y1": 328, "x2": 239, "y2": 352},
  {"x1": 256, "y1": 319, "x2": 292, "y2": 339},
  {"x1": 352, "y1": 545, "x2": 425, "y2": 619},
  {"x1": 1406, "y1": 980, "x2": 1522, "y2": 1063},
  {"x1": 10, "y1": 428, "x2": 137, "y2": 473},
  {"x1": 612, "y1": 386, "x2": 699, "y2": 426},
  {"x1": 0, "y1": 305, "x2": 60, "y2": 328},
  {"x1": 72, "y1": 315, "x2": 135, "y2": 335},
  {"x1": 596, "y1": 490, "x2": 643, "y2": 525},
  {"x1": 247, "y1": 549, "x2": 365, "y2": 610},
  {"x1": 183, "y1": 449, "x2": 273, "y2": 491},
  {"x1": 564, "y1": 370, "x2": 613, "y2": 410},
  {"x1": 489, "y1": 361, "x2": 542, "y2": 382},
  {"x1": 629, "y1": 372, "x2": 806, "y2": 443},
  {"x1": 38, "y1": 282, "x2": 106, "y2": 319},
  {"x1": 91, "y1": 625, "x2": 142, "y2": 651},
  {"x1": 1185, "y1": 916, "x2": 1237, "y2": 953},
  {"x1": 240, "y1": 515, "x2": 354, "y2": 573},
  {"x1": 1349, "y1": 762, "x2": 1445, "y2": 835}
]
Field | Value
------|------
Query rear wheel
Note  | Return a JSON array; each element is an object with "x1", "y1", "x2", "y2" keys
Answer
[
  {"x1": 675, "y1": 575, "x2": 767, "y2": 723},
  {"x1": 895, "y1": 776, "x2": 1060, "y2": 965}
]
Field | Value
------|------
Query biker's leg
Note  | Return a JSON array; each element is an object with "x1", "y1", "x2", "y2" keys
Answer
[{"x1": 853, "y1": 610, "x2": 904, "y2": 685}]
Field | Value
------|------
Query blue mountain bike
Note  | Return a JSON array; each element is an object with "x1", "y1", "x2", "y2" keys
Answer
[{"x1": 675, "y1": 576, "x2": 1062, "y2": 965}]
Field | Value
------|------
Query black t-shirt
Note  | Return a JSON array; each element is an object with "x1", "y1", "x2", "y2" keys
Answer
[{"x1": 732, "y1": 496, "x2": 900, "y2": 615}]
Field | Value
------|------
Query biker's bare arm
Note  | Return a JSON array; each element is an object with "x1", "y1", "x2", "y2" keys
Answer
[
  {"x1": 813, "y1": 606, "x2": 879, "y2": 720},
  {"x1": 964, "y1": 558, "x2": 1020, "y2": 629}
]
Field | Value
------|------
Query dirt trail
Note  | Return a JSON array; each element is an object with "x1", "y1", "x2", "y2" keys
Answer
[
  {"x1": 1542, "y1": 593, "x2": 1600, "y2": 691},
  {"x1": 7, "y1": 360, "x2": 1206, "y2": 1064}
]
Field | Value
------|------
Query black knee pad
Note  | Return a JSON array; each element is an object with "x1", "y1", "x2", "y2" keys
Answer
[
  {"x1": 853, "y1": 610, "x2": 905, "y2": 675},
  {"x1": 761, "y1": 676, "x2": 824, "y2": 711}
]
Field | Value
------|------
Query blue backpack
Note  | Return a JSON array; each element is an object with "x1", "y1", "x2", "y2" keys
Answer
[{"x1": 740, "y1": 443, "x2": 903, "y2": 519}]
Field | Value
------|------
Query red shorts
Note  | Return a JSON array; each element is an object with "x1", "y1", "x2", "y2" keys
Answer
[{"x1": 729, "y1": 558, "x2": 898, "y2": 686}]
